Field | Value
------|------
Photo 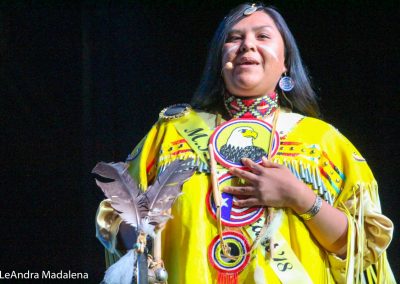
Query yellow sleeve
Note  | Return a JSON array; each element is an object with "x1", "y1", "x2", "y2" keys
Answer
[
  {"x1": 328, "y1": 190, "x2": 394, "y2": 283},
  {"x1": 319, "y1": 125, "x2": 395, "y2": 283}
]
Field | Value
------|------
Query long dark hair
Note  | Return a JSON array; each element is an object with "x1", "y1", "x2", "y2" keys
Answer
[{"x1": 191, "y1": 2, "x2": 320, "y2": 118}]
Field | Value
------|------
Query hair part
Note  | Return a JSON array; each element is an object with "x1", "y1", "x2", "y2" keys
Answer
[{"x1": 191, "y1": 2, "x2": 320, "y2": 118}]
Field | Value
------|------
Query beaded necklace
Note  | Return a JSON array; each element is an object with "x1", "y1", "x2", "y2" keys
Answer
[{"x1": 224, "y1": 92, "x2": 278, "y2": 119}]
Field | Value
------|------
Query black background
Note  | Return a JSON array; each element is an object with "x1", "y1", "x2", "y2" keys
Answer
[{"x1": 1, "y1": 0, "x2": 399, "y2": 282}]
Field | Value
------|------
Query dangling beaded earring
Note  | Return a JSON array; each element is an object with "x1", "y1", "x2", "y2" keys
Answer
[{"x1": 278, "y1": 73, "x2": 294, "y2": 92}]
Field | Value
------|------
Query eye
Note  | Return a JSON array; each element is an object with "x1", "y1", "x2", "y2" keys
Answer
[
  {"x1": 258, "y1": 33, "x2": 271, "y2": 39},
  {"x1": 226, "y1": 34, "x2": 242, "y2": 42},
  {"x1": 241, "y1": 129, "x2": 246, "y2": 133}
]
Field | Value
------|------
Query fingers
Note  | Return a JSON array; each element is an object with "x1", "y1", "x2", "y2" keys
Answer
[
  {"x1": 233, "y1": 197, "x2": 260, "y2": 207},
  {"x1": 229, "y1": 157, "x2": 282, "y2": 184},
  {"x1": 223, "y1": 185, "x2": 255, "y2": 196},
  {"x1": 229, "y1": 166, "x2": 258, "y2": 182},
  {"x1": 230, "y1": 158, "x2": 283, "y2": 178},
  {"x1": 241, "y1": 158, "x2": 265, "y2": 174},
  {"x1": 261, "y1": 156, "x2": 282, "y2": 168}
]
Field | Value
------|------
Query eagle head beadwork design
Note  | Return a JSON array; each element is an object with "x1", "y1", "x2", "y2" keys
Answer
[
  {"x1": 210, "y1": 118, "x2": 280, "y2": 169},
  {"x1": 220, "y1": 126, "x2": 266, "y2": 163}
]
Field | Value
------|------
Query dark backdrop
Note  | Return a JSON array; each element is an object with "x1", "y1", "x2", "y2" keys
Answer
[{"x1": 2, "y1": 0, "x2": 399, "y2": 282}]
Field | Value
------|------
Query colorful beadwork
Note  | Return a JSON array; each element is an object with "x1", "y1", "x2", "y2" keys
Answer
[
  {"x1": 210, "y1": 118, "x2": 279, "y2": 169},
  {"x1": 207, "y1": 231, "x2": 251, "y2": 274},
  {"x1": 273, "y1": 140, "x2": 347, "y2": 205},
  {"x1": 224, "y1": 93, "x2": 278, "y2": 119},
  {"x1": 206, "y1": 174, "x2": 265, "y2": 227}
]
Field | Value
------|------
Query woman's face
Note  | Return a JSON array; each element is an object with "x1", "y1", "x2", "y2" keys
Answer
[{"x1": 222, "y1": 11, "x2": 287, "y2": 98}]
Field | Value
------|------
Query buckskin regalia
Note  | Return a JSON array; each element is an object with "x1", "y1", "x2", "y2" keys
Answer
[{"x1": 96, "y1": 104, "x2": 395, "y2": 283}]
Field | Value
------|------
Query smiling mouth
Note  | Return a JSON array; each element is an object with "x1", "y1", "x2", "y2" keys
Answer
[
  {"x1": 237, "y1": 58, "x2": 259, "y2": 66},
  {"x1": 238, "y1": 62, "x2": 258, "y2": 66}
]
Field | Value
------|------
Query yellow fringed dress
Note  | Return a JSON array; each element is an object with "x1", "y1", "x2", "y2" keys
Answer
[{"x1": 96, "y1": 109, "x2": 395, "y2": 283}]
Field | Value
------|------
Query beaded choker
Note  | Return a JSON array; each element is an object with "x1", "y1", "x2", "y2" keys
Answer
[{"x1": 224, "y1": 92, "x2": 279, "y2": 119}]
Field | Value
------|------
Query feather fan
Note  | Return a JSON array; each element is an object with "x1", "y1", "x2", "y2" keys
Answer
[
  {"x1": 141, "y1": 159, "x2": 195, "y2": 224},
  {"x1": 92, "y1": 159, "x2": 195, "y2": 232},
  {"x1": 93, "y1": 162, "x2": 143, "y2": 228}
]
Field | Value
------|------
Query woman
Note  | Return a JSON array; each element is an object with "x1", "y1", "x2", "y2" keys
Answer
[{"x1": 96, "y1": 3, "x2": 395, "y2": 283}]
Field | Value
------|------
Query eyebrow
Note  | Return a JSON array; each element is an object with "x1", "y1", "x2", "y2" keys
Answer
[{"x1": 229, "y1": 25, "x2": 274, "y2": 33}]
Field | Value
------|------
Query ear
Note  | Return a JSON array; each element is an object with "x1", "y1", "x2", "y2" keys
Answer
[{"x1": 282, "y1": 64, "x2": 288, "y2": 73}]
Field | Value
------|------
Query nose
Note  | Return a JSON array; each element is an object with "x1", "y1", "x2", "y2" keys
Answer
[{"x1": 239, "y1": 36, "x2": 256, "y2": 53}]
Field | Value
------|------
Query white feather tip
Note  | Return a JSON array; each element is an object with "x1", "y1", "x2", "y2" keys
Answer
[
  {"x1": 139, "y1": 217, "x2": 156, "y2": 238},
  {"x1": 102, "y1": 249, "x2": 137, "y2": 284}
]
